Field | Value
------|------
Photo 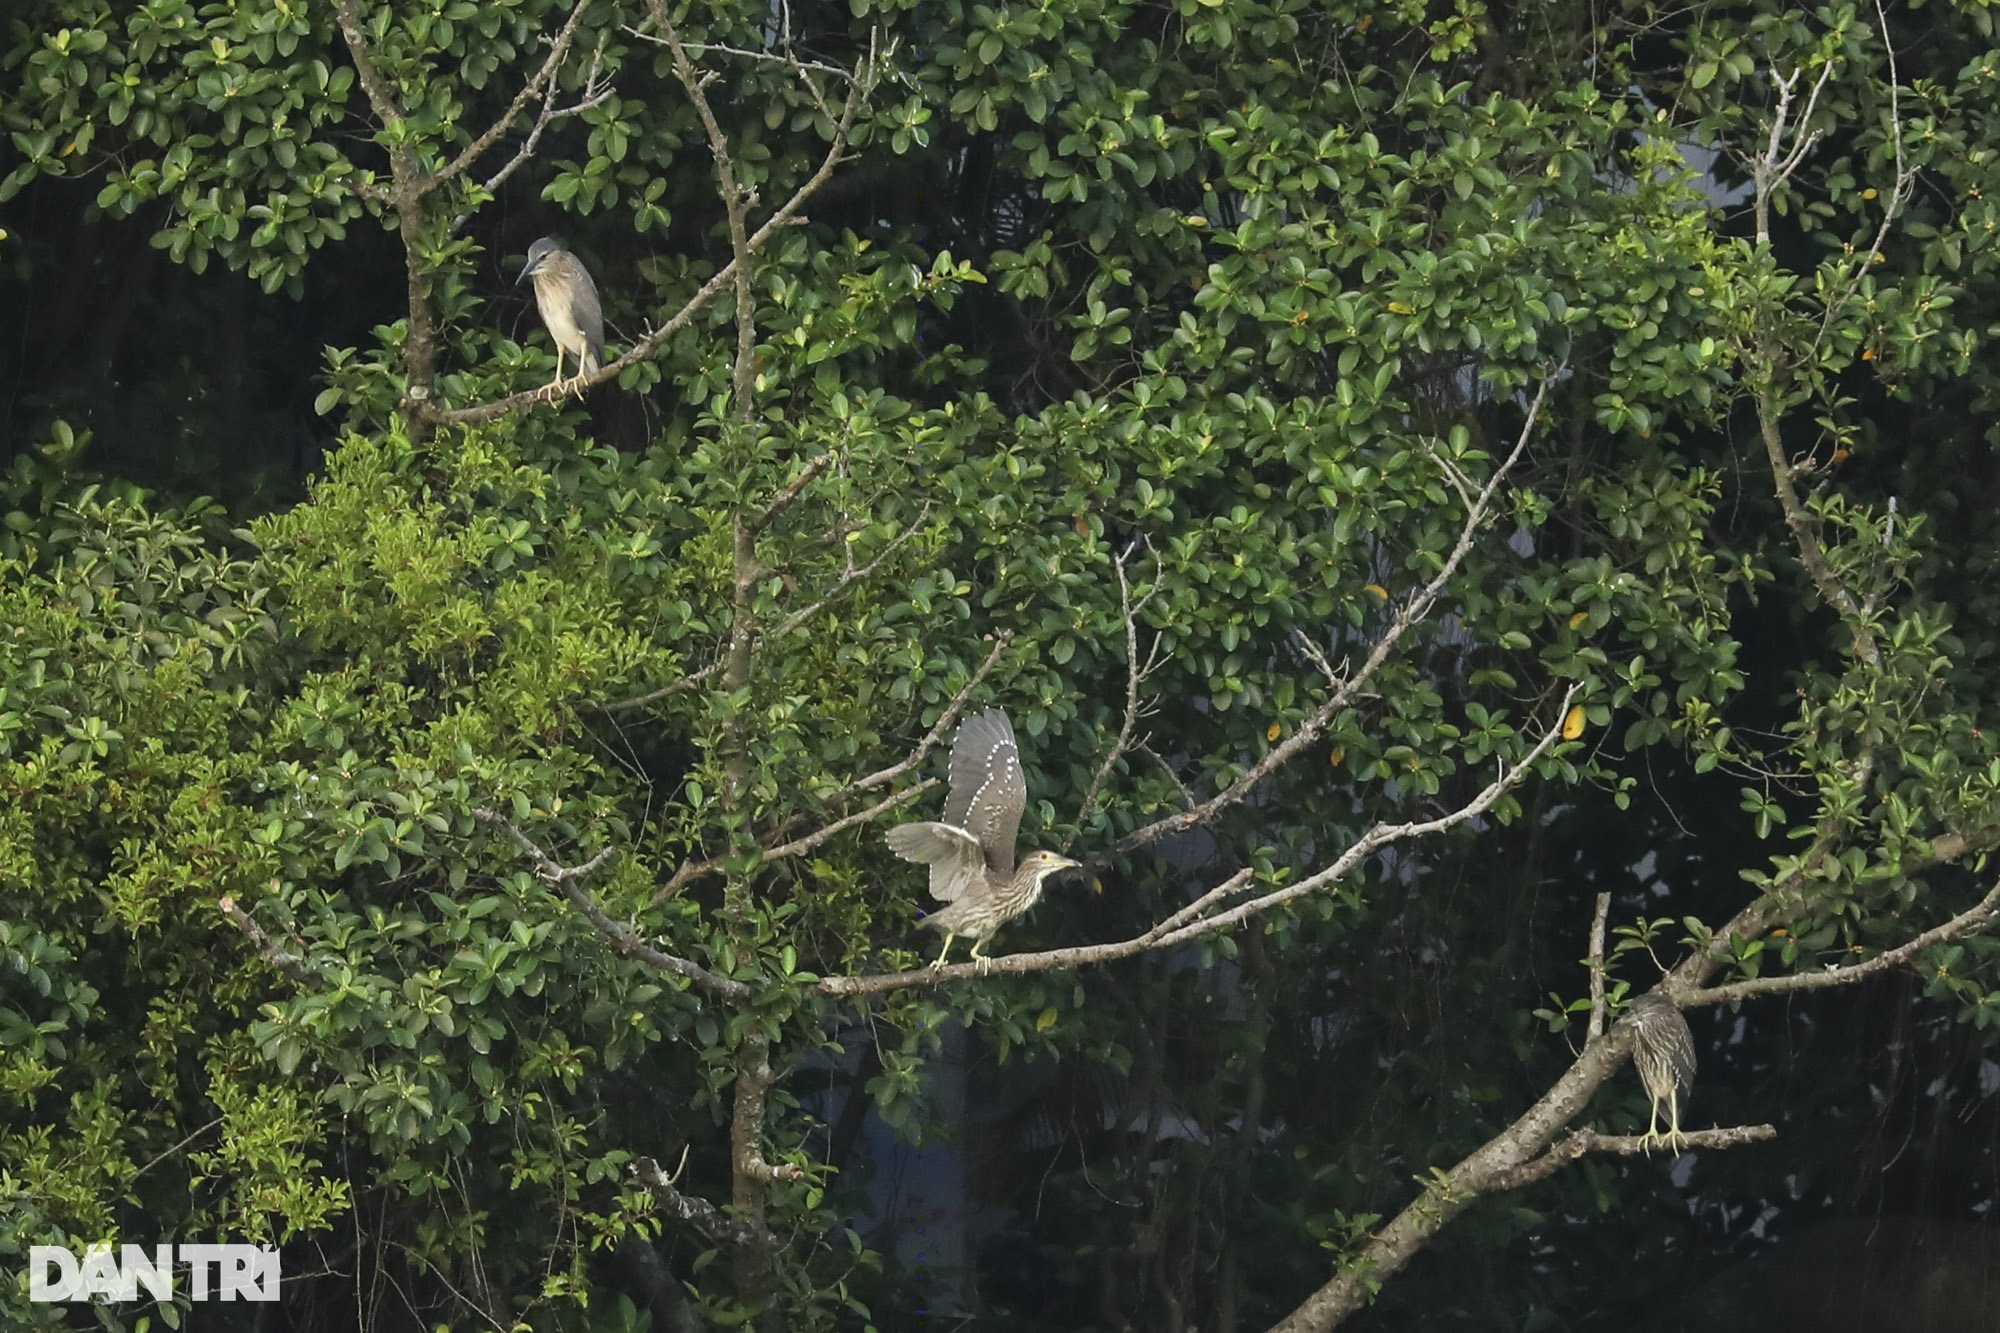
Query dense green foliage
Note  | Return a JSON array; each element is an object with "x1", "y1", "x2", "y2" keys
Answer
[{"x1": 7, "y1": 0, "x2": 2000, "y2": 1330}]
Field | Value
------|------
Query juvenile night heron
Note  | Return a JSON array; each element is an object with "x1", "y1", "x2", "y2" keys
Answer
[
  {"x1": 886, "y1": 707, "x2": 1081, "y2": 968},
  {"x1": 516, "y1": 237, "x2": 604, "y2": 395},
  {"x1": 1626, "y1": 993, "x2": 1697, "y2": 1154}
]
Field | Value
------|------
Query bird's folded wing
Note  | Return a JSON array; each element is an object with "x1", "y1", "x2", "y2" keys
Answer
[{"x1": 885, "y1": 821, "x2": 984, "y2": 902}]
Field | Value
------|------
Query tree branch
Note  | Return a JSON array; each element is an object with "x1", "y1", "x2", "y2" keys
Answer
[
  {"x1": 1586, "y1": 890, "x2": 1611, "y2": 1041},
  {"x1": 1482, "y1": 1123, "x2": 1778, "y2": 1193},
  {"x1": 473, "y1": 809, "x2": 751, "y2": 1003},
  {"x1": 606, "y1": 507, "x2": 935, "y2": 714},
  {"x1": 819, "y1": 685, "x2": 1577, "y2": 997},
  {"x1": 429, "y1": 0, "x2": 598, "y2": 195},
  {"x1": 647, "y1": 633, "x2": 1009, "y2": 903},
  {"x1": 1112, "y1": 370, "x2": 1560, "y2": 858},
  {"x1": 1681, "y1": 881, "x2": 2000, "y2": 1007},
  {"x1": 424, "y1": 25, "x2": 875, "y2": 427},
  {"x1": 217, "y1": 896, "x2": 323, "y2": 990},
  {"x1": 1072, "y1": 539, "x2": 1164, "y2": 837},
  {"x1": 632, "y1": 1155, "x2": 761, "y2": 1250}
]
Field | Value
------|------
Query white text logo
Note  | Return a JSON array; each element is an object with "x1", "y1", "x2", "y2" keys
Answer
[{"x1": 28, "y1": 1244, "x2": 279, "y2": 1303}]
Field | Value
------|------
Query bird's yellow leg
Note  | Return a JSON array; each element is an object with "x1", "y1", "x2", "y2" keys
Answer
[
  {"x1": 969, "y1": 937, "x2": 995, "y2": 974},
  {"x1": 1639, "y1": 1099, "x2": 1662, "y2": 1155},
  {"x1": 931, "y1": 934, "x2": 957, "y2": 969},
  {"x1": 1665, "y1": 1093, "x2": 1687, "y2": 1153}
]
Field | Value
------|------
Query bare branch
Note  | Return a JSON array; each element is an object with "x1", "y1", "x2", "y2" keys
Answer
[
  {"x1": 632, "y1": 1155, "x2": 761, "y2": 1250},
  {"x1": 1681, "y1": 881, "x2": 2000, "y2": 1008},
  {"x1": 1756, "y1": 398, "x2": 1882, "y2": 668},
  {"x1": 474, "y1": 809, "x2": 751, "y2": 1002},
  {"x1": 1482, "y1": 1123, "x2": 1778, "y2": 1193},
  {"x1": 819, "y1": 685, "x2": 1578, "y2": 997},
  {"x1": 426, "y1": 32, "x2": 875, "y2": 427},
  {"x1": 746, "y1": 453, "x2": 834, "y2": 536},
  {"x1": 1073, "y1": 541, "x2": 1164, "y2": 835},
  {"x1": 1112, "y1": 370, "x2": 1561, "y2": 858},
  {"x1": 1748, "y1": 62, "x2": 1836, "y2": 247},
  {"x1": 1586, "y1": 891, "x2": 1612, "y2": 1041},
  {"x1": 830, "y1": 633, "x2": 1016, "y2": 802},
  {"x1": 217, "y1": 896, "x2": 323, "y2": 990},
  {"x1": 431, "y1": 0, "x2": 598, "y2": 195}
]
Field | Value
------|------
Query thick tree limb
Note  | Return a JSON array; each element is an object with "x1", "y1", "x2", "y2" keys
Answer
[
  {"x1": 632, "y1": 1155, "x2": 761, "y2": 1250},
  {"x1": 1586, "y1": 891, "x2": 1611, "y2": 1041},
  {"x1": 1267, "y1": 828, "x2": 2000, "y2": 1333},
  {"x1": 331, "y1": 0, "x2": 440, "y2": 414}
]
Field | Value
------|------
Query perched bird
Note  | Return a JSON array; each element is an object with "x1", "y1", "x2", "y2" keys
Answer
[
  {"x1": 886, "y1": 708, "x2": 1081, "y2": 968},
  {"x1": 516, "y1": 237, "x2": 604, "y2": 394},
  {"x1": 1625, "y1": 993, "x2": 1697, "y2": 1154}
]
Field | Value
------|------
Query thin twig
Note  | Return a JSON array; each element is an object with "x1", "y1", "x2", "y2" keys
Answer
[
  {"x1": 431, "y1": 0, "x2": 599, "y2": 195},
  {"x1": 648, "y1": 634, "x2": 1012, "y2": 903},
  {"x1": 1072, "y1": 540, "x2": 1164, "y2": 835},
  {"x1": 606, "y1": 509, "x2": 935, "y2": 712}
]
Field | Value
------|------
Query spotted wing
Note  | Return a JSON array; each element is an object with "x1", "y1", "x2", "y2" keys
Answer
[
  {"x1": 943, "y1": 708, "x2": 1027, "y2": 880},
  {"x1": 885, "y1": 821, "x2": 985, "y2": 904}
]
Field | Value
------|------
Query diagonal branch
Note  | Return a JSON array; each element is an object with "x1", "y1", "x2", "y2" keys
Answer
[
  {"x1": 606, "y1": 507, "x2": 936, "y2": 713},
  {"x1": 217, "y1": 896, "x2": 324, "y2": 990},
  {"x1": 819, "y1": 684, "x2": 1578, "y2": 997},
  {"x1": 1112, "y1": 370, "x2": 1560, "y2": 858},
  {"x1": 1680, "y1": 881, "x2": 2000, "y2": 1007},
  {"x1": 429, "y1": 0, "x2": 599, "y2": 195},
  {"x1": 474, "y1": 809, "x2": 750, "y2": 1002},
  {"x1": 426, "y1": 26, "x2": 876, "y2": 427}
]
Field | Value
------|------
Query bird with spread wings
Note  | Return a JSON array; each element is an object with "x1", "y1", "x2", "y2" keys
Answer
[{"x1": 886, "y1": 708, "x2": 1081, "y2": 968}]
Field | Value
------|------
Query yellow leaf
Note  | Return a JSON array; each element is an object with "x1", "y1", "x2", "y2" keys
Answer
[
  {"x1": 1861, "y1": 187, "x2": 1878, "y2": 200},
  {"x1": 1387, "y1": 300, "x2": 1415, "y2": 315},
  {"x1": 1036, "y1": 1007, "x2": 1059, "y2": 1033},
  {"x1": 1329, "y1": 747, "x2": 1345, "y2": 767},
  {"x1": 1092, "y1": 877, "x2": 1103, "y2": 894},
  {"x1": 1562, "y1": 704, "x2": 1586, "y2": 740},
  {"x1": 1568, "y1": 611, "x2": 1588, "y2": 630},
  {"x1": 1267, "y1": 723, "x2": 1282, "y2": 742},
  {"x1": 1365, "y1": 583, "x2": 1389, "y2": 600}
]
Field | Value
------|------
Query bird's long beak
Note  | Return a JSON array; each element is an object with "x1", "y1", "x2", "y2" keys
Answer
[{"x1": 515, "y1": 257, "x2": 537, "y2": 286}]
